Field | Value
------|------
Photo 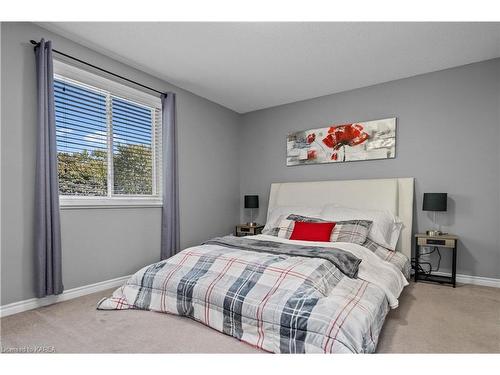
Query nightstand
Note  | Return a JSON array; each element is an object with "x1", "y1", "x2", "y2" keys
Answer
[
  {"x1": 414, "y1": 233, "x2": 458, "y2": 287},
  {"x1": 235, "y1": 224, "x2": 264, "y2": 237}
]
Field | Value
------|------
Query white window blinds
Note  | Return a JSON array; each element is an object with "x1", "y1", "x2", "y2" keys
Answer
[
  {"x1": 55, "y1": 79, "x2": 108, "y2": 196},
  {"x1": 111, "y1": 97, "x2": 159, "y2": 196},
  {"x1": 54, "y1": 68, "x2": 162, "y2": 205}
]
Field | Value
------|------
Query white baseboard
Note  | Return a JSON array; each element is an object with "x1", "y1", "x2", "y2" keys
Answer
[
  {"x1": 432, "y1": 271, "x2": 500, "y2": 288},
  {"x1": 0, "y1": 275, "x2": 131, "y2": 318}
]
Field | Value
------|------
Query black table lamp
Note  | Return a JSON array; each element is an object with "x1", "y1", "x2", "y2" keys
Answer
[
  {"x1": 423, "y1": 193, "x2": 447, "y2": 236},
  {"x1": 244, "y1": 195, "x2": 259, "y2": 227}
]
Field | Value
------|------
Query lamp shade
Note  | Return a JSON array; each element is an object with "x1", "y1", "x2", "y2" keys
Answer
[
  {"x1": 244, "y1": 195, "x2": 259, "y2": 209},
  {"x1": 423, "y1": 193, "x2": 447, "y2": 211}
]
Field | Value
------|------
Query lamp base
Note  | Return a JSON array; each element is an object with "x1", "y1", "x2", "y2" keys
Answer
[{"x1": 426, "y1": 229, "x2": 443, "y2": 236}]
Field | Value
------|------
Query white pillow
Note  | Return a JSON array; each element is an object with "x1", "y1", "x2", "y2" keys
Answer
[
  {"x1": 263, "y1": 206, "x2": 323, "y2": 234},
  {"x1": 320, "y1": 205, "x2": 403, "y2": 250}
]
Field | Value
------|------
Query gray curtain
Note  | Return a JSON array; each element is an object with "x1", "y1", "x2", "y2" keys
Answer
[
  {"x1": 160, "y1": 93, "x2": 180, "y2": 259},
  {"x1": 34, "y1": 39, "x2": 63, "y2": 297}
]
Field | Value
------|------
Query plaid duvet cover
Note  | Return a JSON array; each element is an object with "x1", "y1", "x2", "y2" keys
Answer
[
  {"x1": 362, "y1": 237, "x2": 411, "y2": 280},
  {"x1": 98, "y1": 235, "x2": 407, "y2": 353}
]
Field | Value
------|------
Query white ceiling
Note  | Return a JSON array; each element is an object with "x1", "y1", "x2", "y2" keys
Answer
[{"x1": 39, "y1": 22, "x2": 500, "y2": 113}]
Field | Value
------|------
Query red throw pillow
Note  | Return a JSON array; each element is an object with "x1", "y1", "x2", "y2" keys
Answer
[{"x1": 289, "y1": 221, "x2": 336, "y2": 242}]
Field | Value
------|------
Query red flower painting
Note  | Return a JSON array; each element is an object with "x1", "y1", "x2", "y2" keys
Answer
[
  {"x1": 307, "y1": 149, "x2": 317, "y2": 160},
  {"x1": 286, "y1": 117, "x2": 396, "y2": 166},
  {"x1": 306, "y1": 133, "x2": 316, "y2": 144},
  {"x1": 322, "y1": 123, "x2": 369, "y2": 161}
]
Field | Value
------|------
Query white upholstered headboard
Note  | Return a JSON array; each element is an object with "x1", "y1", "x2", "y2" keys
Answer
[{"x1": 267, "y1": 178, "x2": 414, "y2": 258}]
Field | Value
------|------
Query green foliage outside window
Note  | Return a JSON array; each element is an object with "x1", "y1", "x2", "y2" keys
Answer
[
  {"x1": 58, "y1": 144, "x2": 152, "y2": 196},
  {"x1": 113, "y1": 144, "x2": 152, "y2": 195}
]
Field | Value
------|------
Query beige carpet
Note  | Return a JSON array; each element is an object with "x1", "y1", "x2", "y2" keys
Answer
[{"x1": 1, "y1": 282, "x2": 499, "y2": 353}]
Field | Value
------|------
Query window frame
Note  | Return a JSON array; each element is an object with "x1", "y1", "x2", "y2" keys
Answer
[{"x1": 54, "y1": 60, "x2": 162, "y2": 209}]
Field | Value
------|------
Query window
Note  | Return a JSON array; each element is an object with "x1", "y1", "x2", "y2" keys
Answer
[{"x1": 54, "y1": 61, "x2": 162, "y2": 208}]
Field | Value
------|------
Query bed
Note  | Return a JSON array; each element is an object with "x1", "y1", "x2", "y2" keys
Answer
[{"x1": 98, "y1": 178, "x2": 414, "y2": 353}]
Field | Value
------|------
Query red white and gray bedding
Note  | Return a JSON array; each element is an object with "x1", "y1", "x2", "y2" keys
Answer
[{"x1": 97, "y1": 234, "x2": 409, "y2": 353}]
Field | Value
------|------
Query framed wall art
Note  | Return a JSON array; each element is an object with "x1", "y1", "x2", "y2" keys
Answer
[{"x1": 286, "y1": 117, "x2": 396, "y2": 166}]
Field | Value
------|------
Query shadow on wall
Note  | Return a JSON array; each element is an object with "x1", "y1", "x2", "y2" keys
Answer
[{"x1": 411, "y1": 187, "x2": 419, "y2": 258}]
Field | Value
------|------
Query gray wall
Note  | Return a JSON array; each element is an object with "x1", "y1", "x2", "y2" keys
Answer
[
  {"x1": 1, "y1": 22, "x2": 241, "y2": 305},
  {"x1": 2, "y1": 23, "x2": 499, "y2": 307},
  {"x1": 240, "y1": 59, "x2": 500, "y2": 279}
]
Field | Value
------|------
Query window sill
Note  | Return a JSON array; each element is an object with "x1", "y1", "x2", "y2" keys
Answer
[{"x1": 59, "y1": 198, "x2": 163, "y2": 209}]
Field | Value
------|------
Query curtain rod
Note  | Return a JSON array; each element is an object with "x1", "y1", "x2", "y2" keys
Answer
[{"x1": 30, "y1": 40, "x2": 165, "y2": 96}]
